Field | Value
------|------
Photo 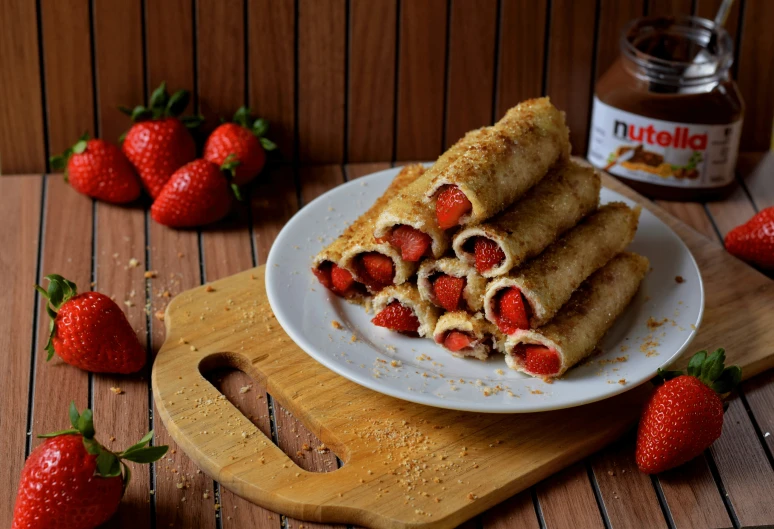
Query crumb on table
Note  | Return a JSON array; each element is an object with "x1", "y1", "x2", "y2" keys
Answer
[{"x1": 675, "y1": 275, "x2": 685, "y2": 283}]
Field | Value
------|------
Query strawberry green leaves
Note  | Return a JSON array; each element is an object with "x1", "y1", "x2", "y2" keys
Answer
[
  {"x1": 35, "y1": 274, "x2": 79, "y2": 361},
  {"x1": 119, "y1": 81, "x2": 204, "y2": 129},
  {"x1": 231, "y1": 105, "x2": 277, "y2": 151},
  {"x1": 50, "y1": 132, "x2": 91, "y2": 180},
  {"x1": 656, "y1": 347, "x2": 742, "y2": 395}
]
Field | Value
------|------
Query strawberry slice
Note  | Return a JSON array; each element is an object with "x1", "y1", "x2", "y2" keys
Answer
[
  {"x1": 360, "y1": 252, "x2": 395, "y2": 286},
  {"x1": 372, "y1": 301, "x2": 420, "y2": 333},
  {"x1": 495, "y1": 287, "x2": 530, "y2": 334},
  {"x1": 474, "y1": 237, "x2": 506, "y2": 273},
  {"x1": 330, "y1": 264, "x2": 356, "y2": 294},
  {"x1": 521, "y1": 345, "x2": 561, "y2": 375},
  {"x1": 432, "y1": 274, "x2": 466, "y2": 312},
  {"x1": 443, "y1": 331, "x2": 473, "y2": 352},
  {"x1": 311, "y1": 264, "x2": 332, "y2": 289},
  {"x1": 390, "y1": 225, "x2": 432, "y2": 261},
  {"x1": 436, "y1": 185, "x2": 472, "y2": 229}
]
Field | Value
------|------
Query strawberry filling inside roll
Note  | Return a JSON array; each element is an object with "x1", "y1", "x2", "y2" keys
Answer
[
  {"x1": 354, "y1": 252, "x2": 395, "y2": 292},
  {"x1": 471, "y1": 237, "x2": 506, "y2": 273},
  {"x1": 494, "y1": 287, "x2": 531, "y2": 334},
  {"x1": 435, "y1": 185, "x2": 472, "y2": 229},
  {"x1": 513, "y1": 344, "x2": 561, "y2": 376},
  {"x1": 388, "y1": 225, "x2": 433, "y2": 261},
  {"x1": 441, "y1": 330, "x2": 474, "y2": 352},
  {"x1": 431, "y1": 274, "x2": 467, "y2": 312},
  {"x1": 311, "y1": 262, "x2": 365, "y2": 298},
  {"x1": 371, "y1": 301, "x2": 420, "y2": 335}
]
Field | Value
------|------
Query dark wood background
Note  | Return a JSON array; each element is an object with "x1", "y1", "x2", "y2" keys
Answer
[{"x1": 1, "y1": 0, "x2": 772, "y2": 175}]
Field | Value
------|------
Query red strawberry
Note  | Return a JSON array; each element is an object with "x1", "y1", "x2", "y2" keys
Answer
[
  {"x1": 330, "y1": 264, "x2": 356, "y2": 294},
  {"x1": 433, "y1": 274, "x2": 466, "y2": 311},
  {"x1": 390, "y1": 225, "x2": 432, "y2": 261},
  {"x1": 151, "y1": 159, "x2": 236, "y2": 228},
  {"x1": 359, "y1": 252, "x2": 395, "y2": 286},
  {"x1": 724, "y1": 206, "x2": 774, "y2": 270},
  {"x1": 36, "y1": 274, "x2": 146, "y2": 374},
  {"x1": 518, "y1": 345, "x2": 561, "y2": 375},
  {"x1": 495, "y1": 287, "x2": 530, "y2": 334},
  {"x1": 12, "y1": 403, "x2": 167, "y2": 529},
  {"x1": 120, "y1": 82, "x2": 201, "y2": 198},
  {"x1": 50, "y1": 134, "x2": 141, "y2": 203},
  {"x1": 443, "y1": 331, "x2": 472, "y2": 352},
  {"x1": 436, "y1": 185, "x2": 472, "y2": 229},
  {"x1": 312, "y1": 264, "x2": 333, "y2": 289},
  {"x1": 474, "y1": 237, "x2": 506, "y2": 273},
  {"x1": 636, "y1": 348, "x2": 741, "y2": 474},
  {"x1": 203, "y1": 106, "x2": 277, "y2": 186},
  {"x1": 372, "y1": 301, "x2": 420, "y2": 333}
]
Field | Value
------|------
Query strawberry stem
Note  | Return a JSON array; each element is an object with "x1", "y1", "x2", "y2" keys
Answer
[
  {"x1": 655, "y1": 347, "x2": 741, "y2": 395},
  {"x1": 49, "y1": 132, "x2": 91, "y2": 181},
  {"x1": 35, "y1": 274, "x2": 79, "y2": 361}
]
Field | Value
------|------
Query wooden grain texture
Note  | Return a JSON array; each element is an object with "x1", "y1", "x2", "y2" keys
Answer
[
  {"x1": 0, "y1": 0, "x2": 45, "y2": 173},
  {"x1": 0, "y1": 176, "x2": 42, "y2": 527},
  {"x1": 39, "y1": 0, "x2": 95, "y2": 156},
  {"x1": 537, "y1": 464, "x2": 605, "y2": 529},
  {"x1": 647, "y1": 0, "x2": 692, "y2": 15},
  {"x1": 92, "y1": 0, "x2": 144, "y2": 142},
  {"x1": 495, "y1": 0, "x2": 548, "y2": 117},
  {"x1": 145, "y1": 0, "x2": 195, "y2": 107},
  {"x1": 298, "y1": 0, "x2": 346, "y2": 163},
  {"x1": 594, "y1": 0, "x2": 645, "y2": 81},
  {"x1": 348, "y1": 0, "x2": 397, "y2": 162},
  {"x1": 93, "y1": 202, "x2": 152, "y2": 528},
  {"x1": 739, "y1": 151, "x2": 774, "y2": 212},
  {"x1": 444, "y1": 0, "x2": 498, "y2": 148},
  {"x1": 655, "y1": 201, "x2": 717, "y2": 239},
  {"x1": 736, "y1": 0, "x2": 774, "y2": 151},
  {"x1": 252, "y1": 165, "x2": 299, "y2": 262},
  {"x1": 248, "y1": 0, "x2": 295, "y2": 157},
  {"x1": 346, "y1": 162, "x2": 392, "y2": 181},
  {"x1": 147, "y1": 222, "x2": 215, "y2": 528},
  {"x1": 395, "y1": 0, "x2": 448, "y2": 161},
  {"x1": 482, "y1": 491, "x2": 540, "y2": 529},
  {"x1": 545, "y1": 0, "x2": 597, "y2": 154},
  {"x1": 197, "y1": 0, "x2": 246, "y2": 129}
]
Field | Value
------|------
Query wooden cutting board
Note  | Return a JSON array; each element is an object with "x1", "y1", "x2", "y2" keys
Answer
[{"x1": 152, "y1": 174, "x2": 774, "y2": 529}]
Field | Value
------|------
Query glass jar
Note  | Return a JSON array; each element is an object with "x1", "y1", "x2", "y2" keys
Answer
[{"x1": 587, "y1": 15, "x2": 744, "y2": 201}]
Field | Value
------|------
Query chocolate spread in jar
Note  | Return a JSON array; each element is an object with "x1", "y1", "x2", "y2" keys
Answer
[{"x1": 588, "y1": 16, "x2": 744, "y2": 201}]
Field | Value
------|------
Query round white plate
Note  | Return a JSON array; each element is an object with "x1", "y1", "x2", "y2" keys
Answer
[{"x1": 265, "y1": 167, "x2": 704, "y2": 413}]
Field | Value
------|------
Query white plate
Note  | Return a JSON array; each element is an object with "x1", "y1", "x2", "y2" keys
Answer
[{"x1": 266, "y1": 167, "x2": 704, "y2": 413}]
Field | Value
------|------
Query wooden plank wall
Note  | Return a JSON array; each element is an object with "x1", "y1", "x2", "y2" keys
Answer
[{"x1": 1, "y1": 0, "x2": 772, "y2": 175}]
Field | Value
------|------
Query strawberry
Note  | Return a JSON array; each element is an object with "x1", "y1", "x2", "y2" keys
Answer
[
  {"x1": 636, "y1": 348, "x2": 741, "y2": 474},
  {"x1": 12, "y1": 402, "x2": 167, "y2": 529},
  {"x1": 203, "y1": 106, "x2": 277, "y2": 186},
  {"x1": 36, "y1": 274, "x2": 146, "y2": 374},
  {"x1": 359, "y1": 252, "x2": 395, "y2": 286},
  {"x1": 151, "y1": 159, "x2": 237, "y2": 228},
  {"x1": 120, "y1": 82, "x2": 202, "y2": 198},
  {"x1": 432, "y1": 274, "x2": 466, "y2": 311},
  {"x1": 516, "y1": 345, "x2": 561, "y2": 375},
  {"x1": 372, "y1": 301, "x2": 420, "y2": 333},
  {"x1": 436, "y1": 185, "x2": 472, "y2": 229},
  {"x1": 724, "y1": 206, "x2": 774, "y2": 270},
  {"x1": 312, "y1": 264, "x2": 333, "y2": 289},
  {"x1": 495, "y1": 287, "x2": 530, "y2": 334},
  {"x1": 443, "y1": 331, "x2": 472, "y2": 352},
  {"x1": 474, "y1": 237, "x2": 506, "y2": 273},
  {"x1": 330, "y1": 264, "x2": 356, "y2": 294},
  {"x1": 50, "y1": 134, "x2": 141, "y2": 204},
  {"x1": 389, "y1": 225, "x2": 432, "y2": 261}
]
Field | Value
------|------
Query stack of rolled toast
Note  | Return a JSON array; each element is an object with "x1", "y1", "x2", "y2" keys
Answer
[{"x1": 312, "y1": 97, "x2": 649, "y2": 380}]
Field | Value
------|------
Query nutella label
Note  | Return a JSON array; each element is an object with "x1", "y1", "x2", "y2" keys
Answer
[{"x1": 587, "y1": 97, "x2": 742, "y2": 188}]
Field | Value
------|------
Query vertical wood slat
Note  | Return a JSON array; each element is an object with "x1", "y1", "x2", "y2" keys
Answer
[
  {"x1": 0, "y1": 176, "x2": 42, "y2": 527},
  {"x1": 395, "y1": 0, "x2": 448, "y2": 161},
  {"x1": 298, "y1": 0, "x2": 346, "y2": 163},
  {"x1": 736, "y1": 0, "x2": 774, "y2": 151},
  {"x1": 537, "y1": 463, "x2": 606, "y2": 529},
  {"x1": 594, "y1": 0, "x2": 645, "y2": 82},
  {"x1": 248, "y1": 0, "x2": 295, "y2": 157},
  {"x1": 444, "y1": 0, "x2": 498, "y2": 148},
  {"x1": 495, "y1": 0, "x2": 548, "y2": 117},
  {"x1": 39, "y1": 0, "x2": 95, "y2": 156},
  {"x1": 0, "y1": 0, "x2": 45, "y2": 173},
  {"x1": 92, "y1": 0, "x2": 144, "y2": 142},
  {"x1": 145, "y1": 0, "x2": 195, "y2": 108},
  {"x1": 647, "y1": 0, "x2": 692, "y2": 15},
  {"x1": 545, "y1": 0, "x2": 597, "y2": 154},
  {"x1": 482, "y1": 491, "x2": 541, "y2": 529},
  {"x1": 348, "y1": 0, "x2": 397, "y2": 162},
  {"x1": 93, "y1": 203, "x2": 152, "y2": 528},
  {"x1": 197, "y1": 0, "x2": 246, "y2": 129}
]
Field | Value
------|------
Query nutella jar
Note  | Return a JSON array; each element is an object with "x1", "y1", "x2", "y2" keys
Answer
[{"x1": 588, "y1": 16, "x2": 744, "y2": 201}]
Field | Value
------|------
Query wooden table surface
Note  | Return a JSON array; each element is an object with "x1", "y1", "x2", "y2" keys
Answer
[{"x1": 1, "y1": 153, "x2": 773, "y2": 529}]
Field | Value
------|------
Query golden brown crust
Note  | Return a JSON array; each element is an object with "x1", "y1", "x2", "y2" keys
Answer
[
  {"x1": 484, "y1": 202, "x2": 641, "y2": 329},
  {"x1": 416, "y1": 257, "x2": 488, "y2": 312},
  {"x1": 425, "y1": 97, "x2": 571, "y2": 225},
  {"x1": 452, "y1": 162, "x2": 601, "y2": 277},
  {"x1": 504, "y1": 252, "x2": 649, "y2": 377},
  {"x1": 433, "y1": 312, "x2": 499, "y2": 360},
  {"x1": 372, "y1": 283, "x2": 442, "y2": 339}
]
